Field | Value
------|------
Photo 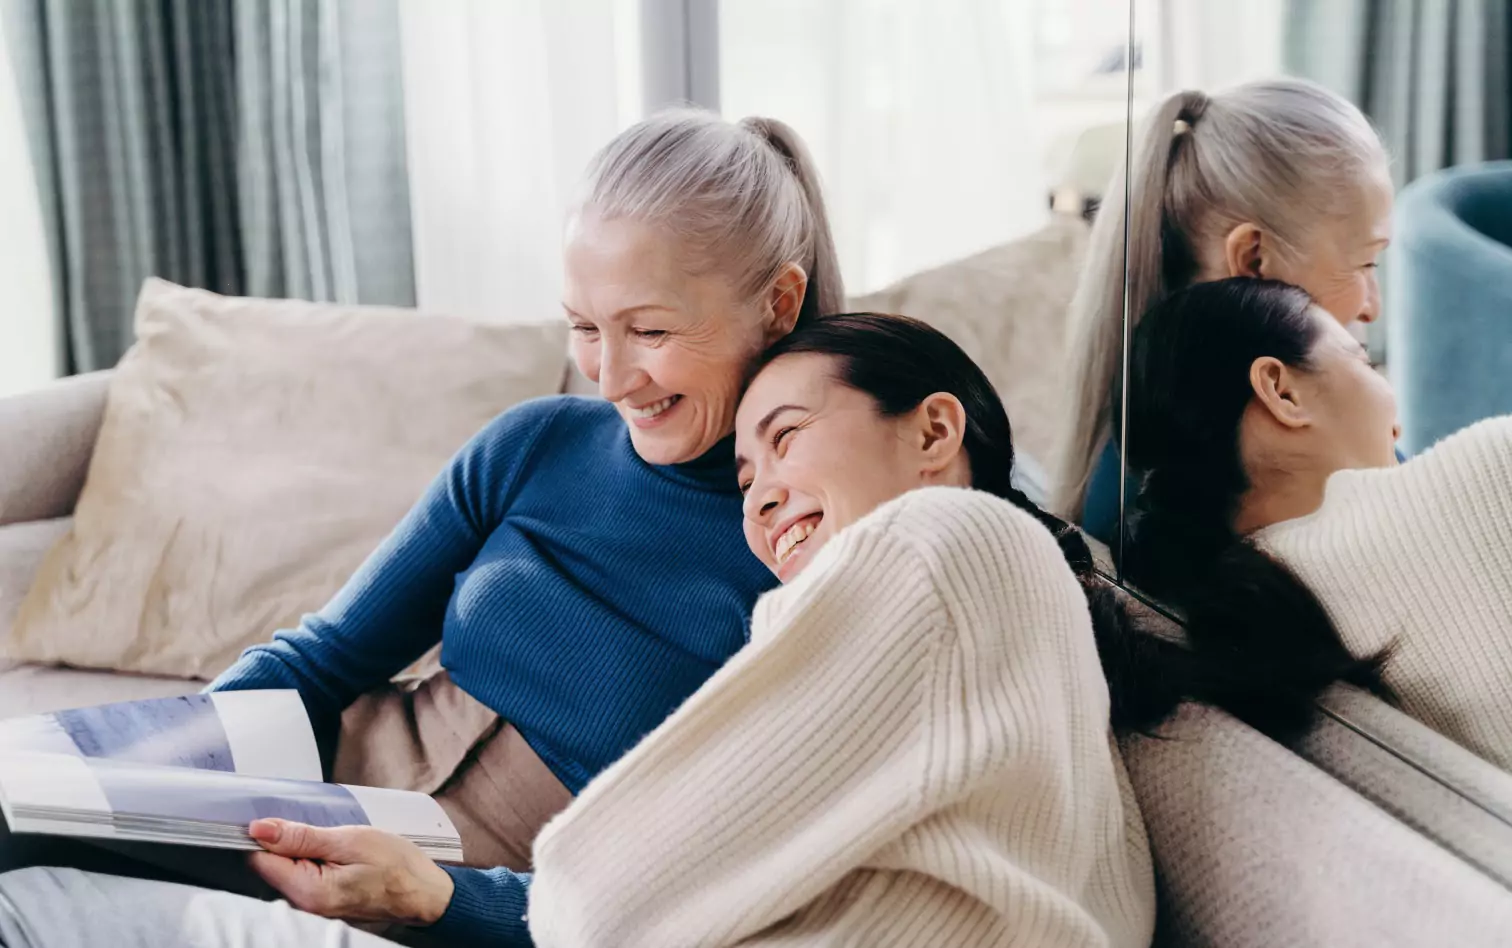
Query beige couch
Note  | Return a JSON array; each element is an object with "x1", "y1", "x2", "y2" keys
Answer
[
  {"x1": 11, "y1": 373, "x2": 1512, "y2": 945},
  {"x1": 0, "y1": 371, "x2": 199, "y2": 715}
]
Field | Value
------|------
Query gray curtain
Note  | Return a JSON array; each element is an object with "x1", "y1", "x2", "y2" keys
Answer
[
  {"x1": 234, "y1": 0, "x2": 413, "y2": 306},
  {"x1": 1286, "y1": 0, "x2": 1512, "y2": 190},
  {"x1": 1, "y1": 0, "x2": 414, "y2": 374}
]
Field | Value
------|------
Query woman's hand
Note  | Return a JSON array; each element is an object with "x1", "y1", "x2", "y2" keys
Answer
[{"x1": 247, "y1": 819, "x2": 455, "y2": 927}]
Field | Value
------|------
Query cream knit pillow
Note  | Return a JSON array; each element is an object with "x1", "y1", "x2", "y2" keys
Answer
[
  {"x1": 8, "y1": 279, "x2": 568, "y2": 679},
  {"x1": 847, "y1": 215, "x2": 1089, "y2": 468}
]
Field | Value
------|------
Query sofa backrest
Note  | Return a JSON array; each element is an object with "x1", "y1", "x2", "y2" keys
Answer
[{"x1": 1300, "y1": 684, "x2": 1512, "y2": 886}]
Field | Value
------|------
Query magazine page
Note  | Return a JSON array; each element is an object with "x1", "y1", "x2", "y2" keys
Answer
[
  {"x1": 0, "y1": 751, "x2": 462, "y2": 864},
  {"x1": 0, "y1": 691, "x2": 320, "y2": 782}
]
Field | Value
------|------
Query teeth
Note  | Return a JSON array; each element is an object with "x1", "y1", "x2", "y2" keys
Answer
[
  {"x1": 629, "y1": 396, "x2": 678, "y2": 419},
  {"x1": 775, "y1": 519, "x2": 818, "y2": 564}
]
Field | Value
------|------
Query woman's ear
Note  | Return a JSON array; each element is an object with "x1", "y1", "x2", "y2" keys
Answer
[
  {"x1": 1249, "y1": 356, "x2": 1312, "y2": 430},
  {"x1": 764, "y1": 263, "x2": 809, "y2": 342},
  {"x1": 912, "y1": 393, "x2": 969, "y2": 482},
  {"x1": 1222, "y1": 223, "x2": 1268, "y2": 279}
]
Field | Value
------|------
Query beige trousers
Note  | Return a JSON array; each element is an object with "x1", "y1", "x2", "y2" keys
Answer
[{"x1": 333, "y1": 666, "x2": 574, "y2": 871}]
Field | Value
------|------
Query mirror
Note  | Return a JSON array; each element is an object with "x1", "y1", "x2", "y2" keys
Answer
[
  {"x1": 718, "y1": 0, "x2": 1136, "y2": 510},
  {"x1": 1112, "y1": 0, "x2": 1512, "y2": 796}
]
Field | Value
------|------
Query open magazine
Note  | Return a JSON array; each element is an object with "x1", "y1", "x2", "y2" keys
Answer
[{"x1": 0, "y1": 691, "x2": 462, "y2": 863}]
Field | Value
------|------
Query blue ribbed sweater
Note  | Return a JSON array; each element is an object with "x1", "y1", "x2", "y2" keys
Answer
[{"x1": 207, "y1": 396, "x2": 776, "y2": 946}]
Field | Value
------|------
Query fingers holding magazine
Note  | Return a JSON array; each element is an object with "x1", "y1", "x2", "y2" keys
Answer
[
  {"x1": 247, "y1": 818, "x2": 455, "y2": 926},
  {"x1": 0, "y1": 691, "x2": 464, "y2": 896}
]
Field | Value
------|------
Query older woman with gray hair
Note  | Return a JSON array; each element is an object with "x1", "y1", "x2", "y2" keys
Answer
[
  {"x1": 0, "y1": 108, "x2": 842, "y2": 947},
  {"x1": 1052, "y1": 78, "x2": 1395, "y2": 542}
]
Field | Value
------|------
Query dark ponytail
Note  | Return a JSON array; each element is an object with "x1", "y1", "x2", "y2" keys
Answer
[
  {"x1": 754, "y1": 313, "x2": 1185, "y2": 733},
  {"x1": 1125, "y1": 278, "x2": 1392, "y2": 740}
]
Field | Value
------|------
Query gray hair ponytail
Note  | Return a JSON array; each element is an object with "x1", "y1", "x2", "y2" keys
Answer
[
  {"x1": 578, "y1": 109, "x2": 844, "y2": 324},
  {"x1": 1051, "y1": 78, "x2": 1387, "y2": 519}
]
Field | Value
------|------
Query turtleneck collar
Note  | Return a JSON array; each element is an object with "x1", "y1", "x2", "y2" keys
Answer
[{"x1": 645, "y1": 431, "x2": 741, "y2": 493}]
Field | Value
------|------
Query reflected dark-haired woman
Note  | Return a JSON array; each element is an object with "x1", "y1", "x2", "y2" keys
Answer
[{"x1": 1125, "y1": 277, "x2": 1512, "y2": 761}]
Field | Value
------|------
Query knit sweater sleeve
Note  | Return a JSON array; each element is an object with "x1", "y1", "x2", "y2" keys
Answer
[
  {"x1": 424, "y1": 866, "x2": 534, "y2": 946},
  {"x1": 206, "y1": 399, "x2": 562, "y2": 731},
  {"x1": 525, "y1": 487, "x2": 1115, "y2": 947}
]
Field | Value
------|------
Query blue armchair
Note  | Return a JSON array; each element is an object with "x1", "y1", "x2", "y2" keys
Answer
[{"x1": 1388, "y1": 161, "x2": 1512, "y2": 454}]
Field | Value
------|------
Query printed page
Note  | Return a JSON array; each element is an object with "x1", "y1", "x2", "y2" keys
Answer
[
  {"x1": 344, "y1": 784, "x2": 464, "y2": 862},
  {"x1": 0, "y1": 691, "x2": 319, "y2": 781},
  {"x1": 0, "y1": 751, "x2": 116, "y2": 840},
  {"x1": 0, "y1": 752, "x2": 461, "y2": 863},
  {"x1": 210, "y1": 691, "x2": 321, "y2": 780}
]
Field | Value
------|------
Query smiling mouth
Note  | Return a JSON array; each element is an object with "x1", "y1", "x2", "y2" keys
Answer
[
  {"x1": 774, "y1": 514, "x2": 823, "y2": 566},
  {"x1": 627, "y1": 395, "x2": 682, "y2": 419}
]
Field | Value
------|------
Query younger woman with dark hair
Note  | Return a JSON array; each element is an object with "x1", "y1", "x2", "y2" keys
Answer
[
  {"x1": 524, "y1": 313, "x2": 1163, "y2": 947},
  {"x1": 1124, "y1": 277, "x2": 1512, "y2": 758}
]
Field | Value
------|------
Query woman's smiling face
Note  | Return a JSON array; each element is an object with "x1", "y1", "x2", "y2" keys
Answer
[
  {"x1": 563, "y1": 213, "x2": 797, "y2": 466},
  {"x1": 735, "y1": 352, "x2": 963, "y2": 582}
]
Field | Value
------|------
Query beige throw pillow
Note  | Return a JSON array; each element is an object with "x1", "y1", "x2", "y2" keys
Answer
[
  {"x1": 9, "y1": 279, "x2": 568, "y2": 679},
  {"x1": 848, "y1": 215, "x2": 1089, "y2": 467}
]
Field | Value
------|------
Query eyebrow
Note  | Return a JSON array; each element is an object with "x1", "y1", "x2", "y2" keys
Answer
[
  {"x1": 733, "y1": 403, "x2": 807, "y2": 471},
  {"x1": 757, "y1": 403, "x2": 806, "y2": 438}
]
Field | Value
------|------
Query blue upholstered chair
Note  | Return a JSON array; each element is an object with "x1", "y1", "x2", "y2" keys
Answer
[{"x1": 1388, "y1": 161, "x2": 1512, "y2": 455}]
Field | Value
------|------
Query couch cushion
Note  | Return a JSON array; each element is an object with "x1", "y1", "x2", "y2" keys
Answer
[
  {"x1": 0, "y1": 661, "x2": 197, "y2": 718},
  {"x1": 848, "y1": 215, "x2": 1088, "y2": 469},
  {"x1": 8, "y1": 279, "x2": 567, "y2": 680}
]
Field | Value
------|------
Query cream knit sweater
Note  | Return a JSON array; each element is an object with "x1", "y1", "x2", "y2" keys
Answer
[
  {"x1": 527, "y1": 487, "x2": 1156, "y2": 948},
  {"x1": 1256, "y1": 416, "x2": 1512, "y2": 770}
]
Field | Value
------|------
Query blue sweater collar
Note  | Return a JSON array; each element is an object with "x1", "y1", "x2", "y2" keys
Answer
[{"x1": 646, "y1": 432, "x2": 740, "y2": 493}]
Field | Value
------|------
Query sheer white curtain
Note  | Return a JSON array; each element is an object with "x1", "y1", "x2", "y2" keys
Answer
[
  {"x1": 0, "y1": 13, "x2": 55, "y2": 395},
  {"x1": 1142, "y1": 0, "x2": 1284, "y2": 98},
  {"x1": 397, "y1": 0, "x2": 640, "y2": 325},
  {"x1": 720, "y1": 0, "x2": 1046, "y2": 295}
]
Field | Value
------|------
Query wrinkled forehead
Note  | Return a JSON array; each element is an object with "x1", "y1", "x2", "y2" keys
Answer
[{"x1": 1333, "y1": 167, "x2": 1395, "y2": 242}]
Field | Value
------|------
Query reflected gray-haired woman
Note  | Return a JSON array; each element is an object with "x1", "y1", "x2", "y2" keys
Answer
[{"x1": 1052, "y1": 78, "x2": 1393, "y2": 542}]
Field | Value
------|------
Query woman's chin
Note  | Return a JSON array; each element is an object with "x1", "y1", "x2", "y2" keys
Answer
[{"x1": 776, "y1": 535, "x2": 827, "y2": 584}]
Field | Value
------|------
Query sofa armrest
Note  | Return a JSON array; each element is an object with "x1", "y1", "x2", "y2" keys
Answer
[
  {"x1": 0, "y1": 517, "x2": 71, "y2": 635},
  {"x1": 0, "y1": 371, "x2": 112, "y2": 526}
]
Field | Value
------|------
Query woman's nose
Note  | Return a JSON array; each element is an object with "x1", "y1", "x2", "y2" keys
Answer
[
  {"x1": 1359, "y1": 281, "x2": 1382, "y2": 323},
  {"x1": 598, "y1": 343, "x2": 642, "y2": 403},
  {"x1": 744, "y1": 481, "x2": 785, "y2": 523}
]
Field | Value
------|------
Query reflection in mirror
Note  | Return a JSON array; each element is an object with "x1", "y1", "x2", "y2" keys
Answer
[
  {"x1": 1105, "y1": 1, "x2": 1512, "y2": 786},
  {"x1": 1279, "y1": 682, "x2": 1512, "y2": 912},
  {"x1": 719, "y1": 0, "x2": 1135, "y2": 511}
]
